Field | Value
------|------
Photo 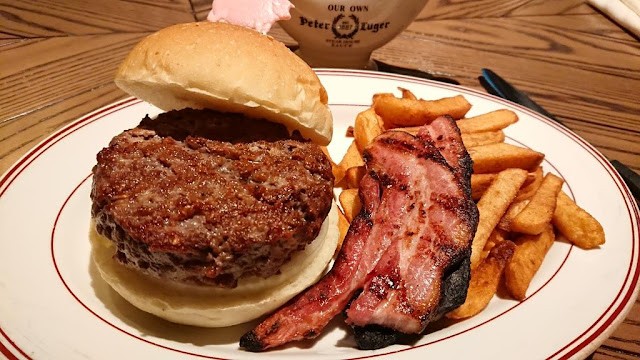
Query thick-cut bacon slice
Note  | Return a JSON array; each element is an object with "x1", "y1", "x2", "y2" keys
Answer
[
  {"x1": 241, "y1": 137, "x2": 424, "y2": 351},
  {"x1": 419, "y1": 116, "x2": 473, "y2": 194},
  {"x1": 240, "y1": 117, "x2": 477, "y2": 351},
  {"x1": 346, "y1": 119, "x2": 477, "y2": 347}
]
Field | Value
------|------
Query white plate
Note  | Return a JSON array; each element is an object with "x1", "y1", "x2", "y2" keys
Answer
[{"x1": 0, "y1": 69, "x2": 638, "y2": 360}]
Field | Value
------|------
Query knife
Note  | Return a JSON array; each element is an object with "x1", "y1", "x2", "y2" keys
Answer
[
  {"x1": 373, "y1": 60, "x2": 459, "y2": 85},
  {"x1": 480, "y1": 68, "x2": 640, "y2": 203}
]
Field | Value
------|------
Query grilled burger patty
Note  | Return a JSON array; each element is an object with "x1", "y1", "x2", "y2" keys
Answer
[{"x1": 91, "y1": 109, "x2": 334, "y2": 288}]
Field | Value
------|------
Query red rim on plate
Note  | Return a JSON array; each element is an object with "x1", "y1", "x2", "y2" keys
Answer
[{"x1": 1, "y1": 70, "x2": 638, "y2": 360}]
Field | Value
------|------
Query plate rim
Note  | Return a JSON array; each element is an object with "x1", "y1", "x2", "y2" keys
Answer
[{"x1": 1, "y1": 69, "x2": 638, "y2": 360}]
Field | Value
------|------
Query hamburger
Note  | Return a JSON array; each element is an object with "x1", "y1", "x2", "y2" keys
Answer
[{"x1": 89, "y1": 21, "x2": 339, "y2": 327}]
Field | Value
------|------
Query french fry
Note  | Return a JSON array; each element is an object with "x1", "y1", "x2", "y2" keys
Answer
[
  {"x1": 338, "y1": 141, "x2": 364, "y2": 178},
  {"x1": 510, "y1": 173, "x2": 564, "y2": 235},
  {"x1": 345, "y1": 166, "x2": 366, "y2": 189},
  {"x1": 336, "y1": 208, "x2": 350, "y2": 254},
  {"x1": 354, "y1": 108, "x2": 384, "y2": 152},
  {"x1": 514, "y1": 166, "x2": 543, "y2": 201},
  {"x1": 468, "y1": 143, "x2": 544, "y2": 174},
  {"x1": 338, "y1": 188, "x2": 362, "y2": 222},
  {"x1": 471, "y1": 168, "x2": 529, "y2": 269},
  {"x1": 504, "y1": 225, "x2": 555, "y2": 300},
  {"x1": 373, "y1": 94, "x2": 472, "y2": 128},
  {"x1": 337, "y1": 90, "x2": 606, "y2": 321},
  {"x1": 394, "y1": 126, "x2": 506, "y2": 146},
  {"x1": 333, "y1": 163, "x2": 346, "y2": 186},
  {"x1": 320, "y1": 146, "x2": 346, "y2": 185},
  {"x1": 498, "y1": 199, "x2": 530, "y2": 232},
  {"x1": 346, "y1": 126, "x2": 355, "y2": 137},
  {"x1": 471, "y1": 173, "x2": 497, "y2": 201},
  {"x1": 456, "y1": 109, "x2": 518, "y2": 133},
  {"x1": 471, "y1": 170, "x2": 538, "y2": 201},
  {"x1": 447, "y1": 240, "x2": 516, "y2": 319},
  {"x1": 339, "y1": 140, "x2": 365, "y2": 169},
  {"x1": 399, "y1": 87, "x2": 417, "y2": 100},
  {"x1": 461, "y1": 130, "x2": 505, "y2": 148},
  {"x1": 480, "y1": 228, "x2": 508, "y2": 262},
  {"x1": 553, "y1": 191, "x2": 605, "y2": 249}
]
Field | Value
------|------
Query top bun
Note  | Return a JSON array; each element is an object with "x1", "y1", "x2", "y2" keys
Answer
[{"x1": 115, "y1": 22, "x2": 332, "y2": 145}]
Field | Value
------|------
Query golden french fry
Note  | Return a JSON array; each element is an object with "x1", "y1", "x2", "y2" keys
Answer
[
  {"x1": 336, "y1": 208, "x2": 350, "y2": 254},
  {"x1": 468, "y1": 143, "x2": 544, "y2": 174},
  {"x1": 498, "y1": 199, "x2": 530, "y2": 232},
  {"x1": 339, "y1": 188, "x2": 362, "y2": 223},
  {"x1": 399, "y1": 87, "x2": 417, "y2": 100},
  {"x1": 354, "y1": 108, "x2": 384, "y2": 152},
  {"x1": 461, "y1": 130, "x2": 505, "y2": 148},
  {"x1": 373, "y1": 94, "x2": 472, "y2": 128},
  {"x1": 553, "y1": 191, "x2": 605, "y2": 249},
  {"x1": 372, "y1": 92, "x2": 394, "y2": 102},
  {"x1": 505, "y1": 225, "x2": 555, "y2": 300},
  {"x1": 339, "y1": 141, "x2": 364, "y2": 170},
  {"x1": 471, "y1": 170, "x2": 539, "y2": 201},
  {"x1": 471, "y1": 168, "x2": 529, "y2": 269},
  {"x1": 514, "y1": 166, "x2": 543, "y2": 202},
  {"x1": 345, "y1": 166, "x2": 366, "y2": 189},
  {"x1": 346, "y1": 126, "x2": 355, "y2": 137},
  {"x1": 456, "y1": 109, "x2": 518, "y2": 133},
  {"x1": 471, "y1": 173, "x2": 497, "y2": 201},
  {"x1": 510, "y1": 173, "x2": 564, "y2": 235},
  {"x1": 447, "y1": 240, "x2": 516, "y2": 319},
  {"x1": 333, "y1": 163, "x2": 346, "y2": 186},
  {"x1": 480, "y1": 228, "x2": 508, "y2": 262},
  {"x1": 319, "y1": 146, "x2": 345, "y2": 185}
]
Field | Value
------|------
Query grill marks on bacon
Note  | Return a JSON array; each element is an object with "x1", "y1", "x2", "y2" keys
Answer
[
  {"x1": 240, "y1": 116, "x2": 476, "y2": 351},
  {"x1": 240, "y1": 158, "x2": 407, "y2": 350},
  {"x1": 345, "y1": 129, "x2": 475, "y2": 333},
  {"x1": 419, "y1": 115, "x2": 473, "y2": 193}
]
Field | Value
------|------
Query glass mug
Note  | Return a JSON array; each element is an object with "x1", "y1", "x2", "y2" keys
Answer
[{"x1": 279, "y1": 0, "x2": 428, "y2": 69}]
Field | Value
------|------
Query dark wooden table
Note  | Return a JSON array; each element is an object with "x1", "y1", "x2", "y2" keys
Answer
[{"x1": 1, "y1": 1, "x2": 638, "y2": 358}]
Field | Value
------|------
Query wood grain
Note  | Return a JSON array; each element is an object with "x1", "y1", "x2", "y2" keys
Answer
[
  {"x1": 1, "y1": 33, "x2": 145, "y2": 122},
  {"x1": 0, "y1": 33, "x2": 139, "y2": 172},
  {"x1": 0, "y1": 1, "x2": 638, "y2": 359},
  {"x1": 417, "y1": 0, "x2": 593, "y2": 20},
  {"x1": 372, "y1": 14, "x2": 640, "y2": 171},
  {"x1": 0, "y1": 0, "x2": 194, "y2": 37},
  {"x1": 191, "y1": 0, "x2": 212, "y2": 21}
]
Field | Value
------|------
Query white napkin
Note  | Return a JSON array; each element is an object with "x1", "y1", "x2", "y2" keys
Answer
[{"x1": 588, "y1": 0, "x2": 640, "y2": 37}]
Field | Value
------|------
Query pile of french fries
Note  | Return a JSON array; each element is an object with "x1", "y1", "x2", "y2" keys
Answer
[{"x1": 327, "y1": 88, "x2": 606, "y2": 320}]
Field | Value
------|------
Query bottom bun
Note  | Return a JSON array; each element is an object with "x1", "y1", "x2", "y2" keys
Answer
[{"x1": 90, "y1": 202, "x2": 339, "y2": 327}]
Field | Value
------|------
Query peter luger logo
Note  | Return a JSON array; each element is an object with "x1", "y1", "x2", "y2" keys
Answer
[
  {"x1": 332, "y1": 14, "x2": 359, "y2": 39},
  {"x1": 298, "y1": 13, "x2": 391, "y2": 39}
]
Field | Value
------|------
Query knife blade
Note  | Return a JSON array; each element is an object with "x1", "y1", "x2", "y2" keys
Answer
[
  {"x1": 373, "y1": 60, "x2": 459, "y2": 85},
  {"x1": 480, "y1": 69, "x2": 559, "y2": 122},
  {"x1": 480, "y1": 68, "x2": 640, "y2": 203}
]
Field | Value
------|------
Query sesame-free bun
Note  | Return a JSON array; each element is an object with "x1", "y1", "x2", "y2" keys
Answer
[
  {"x1": 115, "y1": 22, "x2": 332, "y2": 145},
  {"x1": 90, "y1": 203, "x2": 339, "y2": 327}
]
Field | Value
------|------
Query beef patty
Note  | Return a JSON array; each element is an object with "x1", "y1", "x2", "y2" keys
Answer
[{"x1": 91, "y1": 109, "x2": 334, "y2": 287}]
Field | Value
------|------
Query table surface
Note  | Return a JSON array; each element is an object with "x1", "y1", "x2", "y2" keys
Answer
[{"x1": 0, "y1": 0, "x2": 638, "y2": 359}]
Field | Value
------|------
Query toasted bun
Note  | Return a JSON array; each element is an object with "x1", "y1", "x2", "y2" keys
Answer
[
  {"x1": 115, "y1": 22, "x2": 332, "y2": 145},
  {"x1": 90, "y1": 203, "x2": 339, "y2": 327}
]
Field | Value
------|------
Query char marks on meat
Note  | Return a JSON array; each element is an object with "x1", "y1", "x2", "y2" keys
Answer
[
  {"x1": 346, "y1": 119, "x2": 477, "y2": 347},
  {"x1": 91, "y1": 109, "x2": 334, "y2": 288},
  {"x1": 240, "y1": 116, "x2": 478, "y2": 351}
]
